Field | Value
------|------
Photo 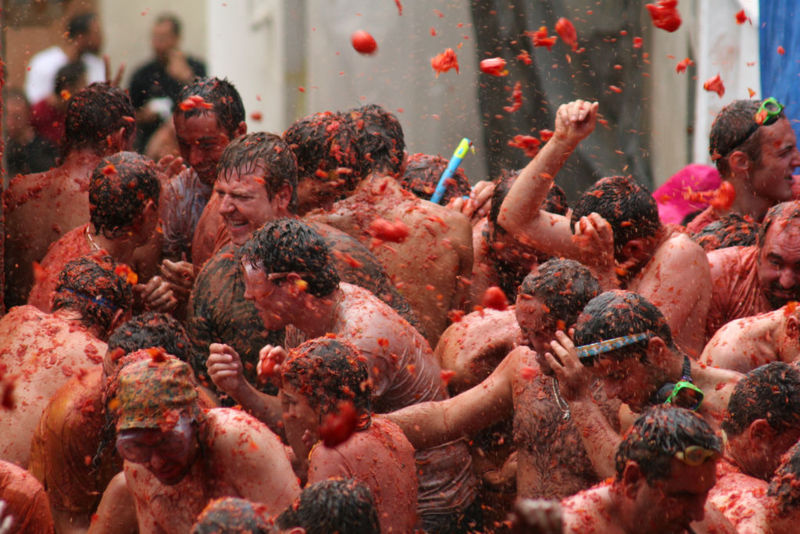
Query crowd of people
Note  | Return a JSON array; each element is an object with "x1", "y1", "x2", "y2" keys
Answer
[{"x1": 4, "y1": 9, "x2": 800, "y2": 534}]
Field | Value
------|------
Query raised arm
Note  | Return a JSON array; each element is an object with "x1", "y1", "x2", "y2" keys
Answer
[
  {"x1": 497, "y1": 100, "x2": 598, "y2": 259},
  {"x1": 387, "y1": 347, "x2": 521, "y2": 449}
]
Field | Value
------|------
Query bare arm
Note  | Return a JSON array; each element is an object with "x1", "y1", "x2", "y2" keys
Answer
[
  {"x1": 544, "y1": 331, "x2": 620, "y2": 478},
  {"x1": 386, "y1": 347, "x2": 520, "y2": 449},
  {"x1": 497, "y1": 100, "x2": 598, "y2": 260},
  {"x1": 87, "y1": 472, "x2": 137, "y2": 534}
]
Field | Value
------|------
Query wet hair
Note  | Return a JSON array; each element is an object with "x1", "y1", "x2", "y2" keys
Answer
[
  {"x1": 52, "y1": 256, "x2": 134, "y2": 335},
  {"x1": 175, "y1": 77, "x2": 245, "y2": 137},
  {"x1": 283, "y1": 110, "x2": 362, "y2": 191},
  {"x1": 348, "y1": 104, "x2": 406, "y2": 176},
  {"x1": 570, "y1": 176, "x2": 661, "y2": 259},
  {"x1": 709, "y1": 99, "x2": 777, "y2": 175},
  {"x1": 518, "y1": 258, "x2": 600, "y2": 329},
  {"x1": 107, "y1": 312, "x2": 194, "y2": 365},
  {"x1": 217, "y1": 132, "x2": 298, "y2": 212},
  {"x1": 574, "y1": 290, "x2": 674, "y2": 359},
  {"x1": 275, "y1": 479, "x2": 380, "y2": 534},
  {"x1": 768, "y1": 440, "x2": 800, "y2": 515},
  {"x1": 693, "y1": 212, "x2": 760, "y2": 251},
  {"x1": 156, "y1": 13, "x2": 181, "y2": 37},
  {"x1": 63, "y1": 83, "x2": 135, "y2": 156},
  {"x1": 489, "y1": 169, "x2": 568, "y2": 230},
  {"x1": 399, "y1": 152, "x2": 471, "y2": 204},
  {"x1": 67, "y1": 12, "x2": 97, "y2": 39},
  {"x1": 54, "y1": 61, "x2": 86, "y2": 95},
  {"x1": 241, "y1": 218, "x2": 340, "y2": 298},
  {"x1": 758, "y1": 200, "x2": 800, "y2": 247},
  {"x1": 89, "y1": 152, "x2": 160, "y2": 238},
  {"x1": 280, "y1": 337, "x2": 372, "y2": 419},
  {"x1": 616, "y1": 405, "x2": 721, "y2": 483},
  {"x1": 721, "y1": 362, "x2": 800, "y2": 437},
  {"x1": 192, "y1": 497, "x2": 271, "y2": 534}
]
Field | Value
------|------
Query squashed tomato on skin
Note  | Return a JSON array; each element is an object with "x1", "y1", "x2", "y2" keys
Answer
[
  {"x1": 703, "y1": 74, "x2": 725, "y2": 97},
  {"x1": 431, "y1": 48, "x2": 459, "y2": 76},
  {"x1": 646, "y1": 0, "x2": 682, "y2": 32},
  {"x1": 480, "y1": 57, "x2": 508, "y2": 76},
  {"x1": 481, "y1": 286, "x2": 508, "y2": 311},
  {"x1": 368, "y1": 218, "x2": 410, "y2": 243},
  {"x1": 710, "y1": 181, "x2": 736, "y2": 210},
  {"x1": 555, "y1": 17, "x2": 578, "y2": 51},
  {"x1": 351, "y1": 30, "x2": 378, "y2": 55},
  {"x1": 320, "y1": 400, "x2": 359, "y2": 448}
]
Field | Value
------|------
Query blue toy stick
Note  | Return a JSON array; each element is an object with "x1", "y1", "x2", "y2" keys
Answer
[{"x1": 430, "y1": 137, "x2": 471, "y2": 204}]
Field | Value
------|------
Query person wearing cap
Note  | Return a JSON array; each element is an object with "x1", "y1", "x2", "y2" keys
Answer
[
  {"x1": 541, "y1": 290, "x2": 740, "y2": 479},
  {"x1": 497, "y1": 100, "x2": 711, "y2": 357},
  {"x1": 108, "y1": 355, "x2": 298, "y2": 533},
  {"x1": 0, "y1": 256, "x2": 134, "y2": 468},
  {"x1": 705, "y1": 200, "x2": 800, "y2": 340},
  {"x1": 687, "y1": 97, "x2": 800, "y2": 233},
  {"x1": 560, "y1": 406, "x2": 736, "y2": 534}
]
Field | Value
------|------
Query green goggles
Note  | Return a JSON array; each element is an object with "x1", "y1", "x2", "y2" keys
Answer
[
  {"x1": 662, "y1": 380, "x2": 705, "y2": 411},
  {"x1": 722, "y1": 97, "x2": 784, "y2": 157}
]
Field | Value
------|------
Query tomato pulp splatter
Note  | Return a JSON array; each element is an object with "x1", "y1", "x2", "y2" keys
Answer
[
  {"x1": 431, "y1": 48, "x2": 459, "y2": 76},
  {"x1": 480, "y1": 57, "x2": 508, "y2": 77},
  {"x1": 555, "y1": 17, "x2": 578, "y2": 51},
  {"x1": 646, "y1": 0, "x2": 682, "y2": 32},
  {"x1": 703, "y1": 74, "x2": 725, "y2": 97}
]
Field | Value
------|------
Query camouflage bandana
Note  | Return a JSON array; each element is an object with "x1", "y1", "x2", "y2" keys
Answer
[{"x1": 113, "y1": 352, "x2": 200, "y2": 432}]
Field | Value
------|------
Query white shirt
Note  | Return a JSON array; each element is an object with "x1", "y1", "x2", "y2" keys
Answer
[{"x1": 24, "y1": 46, "x2": 105, "y2": 105}]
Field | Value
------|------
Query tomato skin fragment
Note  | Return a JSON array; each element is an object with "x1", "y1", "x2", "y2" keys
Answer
[
  {"x1": 555, "y1": 17, "x2": 578, "y2": 51},
  {"x1": 703, "y1": 74, "x2": 725, "y2": 97},
  {"x1": 710, "y1": 181, "x2": 736, "y2": 210},
  {"x1": 431, "y1": 48, "x2": 460, "y2": 76},
  {"x1": 646, "y1": 0, "x2": 682, "y2": 32},
  {"x1": 480, "y1": 57, "x2": 508, "y2": 77}
]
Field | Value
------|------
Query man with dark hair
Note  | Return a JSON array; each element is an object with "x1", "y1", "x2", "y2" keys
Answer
[
  {"x1": 29, "y1": 312, "x2": 197, "y2": 533},
  {"x1": 97, "y1": 355, "x2": 296, "y2": 533},
  {"x1": 24, "y1": 12, "x2": 105, "y2": 105},
  {"x1": 191, "y1": 497, "x2": 271, "y2": 534},
  {"x1": 390, "y1": 259, "x2": 609, "y2": 502},
  {"x1": 399, "y1": 152, "x2": 472, "y2": 204},
  {"x1": 208, "y1": 218, "x2": 479, "y2": 533},
  {"x1": 706, "y1": 200, "x2": 800, "y2": 339},
  {"x1": 129, "y1": 13, "x2": 206, "y2": 151},
  {"x1": 561, "y1": 406, "x2": 734, "y2": 533},
  {"x1": 688, "y1": 98, "x2": 800, "y2": 232},
  {"x1": 692, "y1": 212, "x2": 759, "y2": 252},
  {"x1": 27, "y1": 151, "x2": 161, "y2": 312},
  {"x1": 0, "y1": 256, "x2": 134, "y2": 467},
  {"x1": 471, "y1": 170, "x2": 567, "y2": 306},
  {"x1": 189, "y1": 133, "x2": 417, "y2": 394},
  {"x1": 5, "y1": 83, "x2": 136, "y2": 309},
  {"x1": 276, "y1": 337, "x2": 417, "y2": 533},
  {"x1": 4, "y1": 89, "x2": 57, "y2": 176},
  {"x1": 31, "y1": 61, "x2": 88, "y2": 147},
  {"x1": 543, "y1": 290, "x2": 740, "y2": 479},
  {"x1": 498, "y1": 100, "x2": 711, "y2": 356},
  {"x1": 162, "y1": 76, "x2": 246, "y2": 263},
  {"x1": 295, "y1": 105, "x2": 474, "y2": 346},
  {"x1": 274, "y1": 479, "x2": 381, "y2": 534}
]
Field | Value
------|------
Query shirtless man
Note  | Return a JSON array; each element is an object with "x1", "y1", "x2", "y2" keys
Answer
[
  {"x1": 188, "y1": 132, "x2": 417, "y2": 393},
  {"x1": 389, "y1": 259, "x2": 607, "y2": 501},
  {"x1": 498, "y1": 100, "x2": 710, "y2": 356},
  {"x1": 105, "y1": 355, "x2": 298, "y2": 533},
  {"x1": 294, "y1": 105, "x2": 473, "y2": 346},
  {"x1": 207, "y1": 218, "x2": 479, "y2": 533},
  {"x1": 700, "y1": 302, "x2": 800, "y2": 372},
  {"x1": 470, "y1": 171, "x2": 568, "y2": 307},
  {"x1": 29, "y1": 312, "x2": 196, "y2": 534},
  {"x1": 27, "y1": 151, "x2": 163, "y2": 312},
  {"x1": 0, "y1": 460, "x2": 55, "y2": 534},
  {"x1": 706, "y1": 200, "x2": 800, "y2": 339},
  {"x1": 4, "y1": 83, "x2": 135, "y2": 308},
  {"x1": 687, "y1": 98, "x2": 800, "y2": 233},
  {"x1": 272, "y1": 480, "x2": 381, "y2": 534},
  {"x1": 0, "y1": 256, "x2": 133, "y2": 467},
  {"x1": 277, "y1": 337, "x2": 418, "y2": 533},
  {"x1": 544, "y1": 290, "x2": 741, "y2": 478},
  {"x1": 560, "y1": 406, "x2": 736, "y2": 534}
]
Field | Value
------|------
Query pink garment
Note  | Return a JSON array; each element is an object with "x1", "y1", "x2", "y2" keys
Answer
[{"x1": 653, "y1": 164, "x2": 721, "y2": 225}]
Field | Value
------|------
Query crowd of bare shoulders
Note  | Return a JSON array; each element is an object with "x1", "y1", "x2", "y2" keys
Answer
[{"x1": 5, "y1": 11, "x2": 800, "y2": 534}]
